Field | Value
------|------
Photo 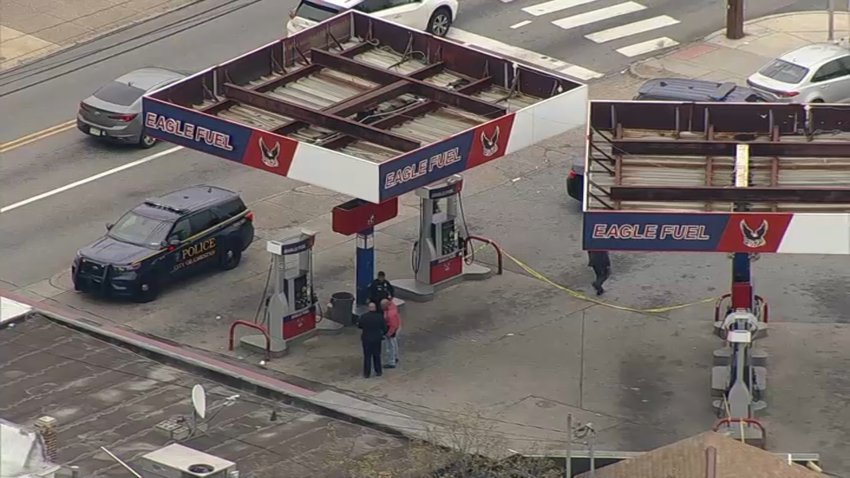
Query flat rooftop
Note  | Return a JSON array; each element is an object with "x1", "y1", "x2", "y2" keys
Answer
[
  {"x1": 585, "y1": 101, "x2": 850, "y2": 213},
  {"x1": 0, "y1": 315, "x2": 414, "y2": 477}
]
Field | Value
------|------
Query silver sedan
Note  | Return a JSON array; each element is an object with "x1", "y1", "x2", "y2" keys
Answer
[
  {"x1": 77, "y1": 67, "x2": 185, "y2": 148},
  {"x1": 747, "y1": 44, "x2": 850, "y2": 103}
]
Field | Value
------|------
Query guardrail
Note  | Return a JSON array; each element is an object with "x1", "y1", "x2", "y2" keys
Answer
[
  {"x1": 228, "y1": 320, "x2": 271, "y2": 362},
  {"x1": 713, "y1": 417, "x2": 767, "y2": 448},
  {"x1": 464, "y1": 235, "x2": 503, "y2": 275}
]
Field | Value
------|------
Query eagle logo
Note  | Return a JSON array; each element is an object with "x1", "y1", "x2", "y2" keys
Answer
[
  {"x1": 740, "y1": 219, "x2": 768, "y2": 248},
  {"x1": 259, "y1": 137, "x2": 281, "y2": 168},
  {"x1": 481, "y1": 126, "x2": 500, "y2": 157}
]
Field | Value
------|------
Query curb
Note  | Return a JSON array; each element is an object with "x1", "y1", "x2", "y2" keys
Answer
[
  {"x1": 0, "y1": 289, "x2": 442, "y2": 445},
  {"x1": 627, "y1": 10, "x2": 840, "y2": 81}
]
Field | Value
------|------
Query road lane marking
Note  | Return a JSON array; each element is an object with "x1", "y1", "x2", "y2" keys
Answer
[
  {"x1": 448, "y1": 28, "x2": 603, "y2": 81},
  {"x1": 0, "y1": 120, "x2": 77, "y2": 153},
  {"x1": 0, "y1": 146, "x2": 183, "y2": 214},
  {"x1": 616, "y1": 36, "x2": 679, "y2": 57},
  {"x1": 552, "y1": 2, "x2": 646, "y2": 30},
  {"x1": 585, "y1": 15, "x2": 680, "y2": 43},
  {"x1": 522, "y1": 0, "x2": 598, "y2": 17},
  {"x1": 511, "y1": 20, "x2": 532, "y2": 29}
]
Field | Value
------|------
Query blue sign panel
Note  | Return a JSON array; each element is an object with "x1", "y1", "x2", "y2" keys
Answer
[
  {"x1": 142, "y1": 98, "x2": 253, "y2": 162},
  {"x1": 583, "y1": 212, "x2": 731, "y2": 251},
  {"x1": 377, "y1": 130, "x2": 475, "y2": 201}
]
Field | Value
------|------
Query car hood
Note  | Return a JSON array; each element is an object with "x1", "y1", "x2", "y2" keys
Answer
[{"x1": 78, "y1": 236, "x2": 154, "y2": 264}]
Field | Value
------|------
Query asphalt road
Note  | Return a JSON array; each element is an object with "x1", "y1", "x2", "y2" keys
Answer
[{"x1": 0, "y1": 0, "x2": 829, "y2": 286}]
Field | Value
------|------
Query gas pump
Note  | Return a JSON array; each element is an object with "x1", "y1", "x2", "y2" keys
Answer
[
  {"x1": 394, "y1": 175, "x2": 490, "y2": 301},
  {"x1": 240, "y1": 229, "x2": 317, "y2": 355}
]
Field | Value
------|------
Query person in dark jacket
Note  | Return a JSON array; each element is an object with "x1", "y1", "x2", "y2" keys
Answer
[
  {"x1": 358, "y1": 302, "x2": 388, "y2": 378},
  {"x1": 368, "y1": 271, "x2": 395, "y2": 308},
  {"x1": 588, "y1": 251, "x2": 611, "y2": 296}
]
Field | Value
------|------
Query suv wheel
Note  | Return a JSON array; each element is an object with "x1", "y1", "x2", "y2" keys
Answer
[
  {"x1": 219, "y1": 242, "x2": 242, "y2": 271},
  {"x1": 427, "y1": 8, "x2": 452, "y2": 37},
  {"x1": 139, "y1": 133, "x2": 157, "y2": 149},
  {"x1": 134, "y1": 279, "x2": 160, "y2": 303}
]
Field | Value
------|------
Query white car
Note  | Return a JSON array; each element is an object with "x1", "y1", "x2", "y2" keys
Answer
[
  {"x1": 747, "y1": 44, "x2": 850, "y2": 103},
  {"x1": 287, "y1": 0, "x2": 458, "y2": 37}
]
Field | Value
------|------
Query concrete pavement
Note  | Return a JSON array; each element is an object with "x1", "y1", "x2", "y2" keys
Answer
[
  {"x1": 6, "y1": 67, "x2": 850, "y2": 472},
  {"x1": 631, "y1": 11, "x2": 850, "y2": 83},
  {"x1": 2, "y1": 4, "x2": 850, "y2": 478},
  {"x1": 0, "y1": 0, "x2": 199, "y2": 70}
]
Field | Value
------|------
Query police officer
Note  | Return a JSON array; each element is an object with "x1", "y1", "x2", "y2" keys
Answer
[
  {"x1": 368, "y1": 271, "x2": 395, "y2": 309},
  {"x1": 588, "y1": 251, "x2": 611, "y2": 296}
]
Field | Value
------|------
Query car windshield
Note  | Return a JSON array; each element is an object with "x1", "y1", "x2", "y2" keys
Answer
[
  {"x1": 758, "y1": 59, "x2": 809, "y2": 84},
  {"x1": 295, "y1": 0, "x2": 340, "y2": 21},
  {"x1": 93, "y1": 81, "x2": 146, "y2": 106},
  {"x1": 108, "y1": 211, "x2": 172, "y2": 248}
]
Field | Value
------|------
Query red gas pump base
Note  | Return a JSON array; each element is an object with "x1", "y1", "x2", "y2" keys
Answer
[{"x1": 393, "y1": 262, "x2": 492, "y2": 302}]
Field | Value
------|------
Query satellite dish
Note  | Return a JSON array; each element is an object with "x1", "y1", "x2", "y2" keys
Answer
[{"x1": 192, "y1": 384, "x2": 207, "y2": 419}]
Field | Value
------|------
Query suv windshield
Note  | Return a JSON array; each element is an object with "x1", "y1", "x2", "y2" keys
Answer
[
  {"x1": 295, "y1": 0, "x2": 341, "y2": 21},
  {"x1": 94, "y1": 81, "x2": 146, "y2": 106},
  {"x1": 108, "y1": 211, "x2": 172, "y2": 248},
  {"x1": 758, "y1": 60, "x2": 809, "y2": 84}
]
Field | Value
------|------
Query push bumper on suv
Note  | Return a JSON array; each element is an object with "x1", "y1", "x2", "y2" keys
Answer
[{"x1": 72, "y1": 258, "x2": 140, "y2": 297}]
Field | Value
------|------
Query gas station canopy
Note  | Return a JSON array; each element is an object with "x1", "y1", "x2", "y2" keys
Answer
[
  {"x1": 583, "y1": 101, "x2": 850, "y2": 254},
  {"x1": 143, "y1": 11, "x2": 588, "y2": 203}
]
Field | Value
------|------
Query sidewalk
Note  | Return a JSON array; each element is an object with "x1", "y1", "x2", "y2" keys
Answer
[
  {"x1": 0, "y1": 0, "x2": 199, "y2": 70},
  {"x1": 631, "y1": 11, "x2": 850, "y2": 84}
]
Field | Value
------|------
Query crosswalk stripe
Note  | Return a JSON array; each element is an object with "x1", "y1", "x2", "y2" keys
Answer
[
  {"x1": 447, "y1": 28, "x2": 604, "y2": 81},
  {"x1": 522, "y1": 0, "x2": 598, "y2": 17},
  {"x1": 585, "y1": 15, "x2": 680, "y2": 43},
  {"x1": 616, "y1": 36, "x2": 679, "y2": 57},
  {"x1": 552, "y1": 1, "x2": 646, "y2": 30}
]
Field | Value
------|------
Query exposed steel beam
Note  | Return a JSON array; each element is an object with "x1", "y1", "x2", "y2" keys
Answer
[
  {"x1": 611, "y1": 139, "x2": 850, "y2": 158},
  {"x1": 309, "y1": 48, "x2": 506, "y2": 118},
  {"x1": 222, "y1": 83, "x2": 420, "y2": 152},
  {"x1": 609, "y1": 186, "x2": 850, "y2": 203},
  {"x1": 201, "y1": 42, "x2": 373, "y2": 115},
  {"x1": 273, "y1": 62, "x2": 446, "y2": 135},
  {"x1": 322, "y1": 76, "x2": 494, "y2": 150}
]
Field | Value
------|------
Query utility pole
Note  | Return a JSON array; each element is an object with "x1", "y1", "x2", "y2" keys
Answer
[
  {"x1": 726, "y1": 0, "x2": 744, "y2": 40},
  {"x1": 828, "y1": 0, "x2": 836, "y2": 41},
  {"x1": 565, "y1": 414, "x2": 573, "y2": 478}
]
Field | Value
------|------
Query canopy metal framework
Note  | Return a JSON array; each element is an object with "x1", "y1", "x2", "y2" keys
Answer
[{"x1": 585, "y1": 101, "x2": 850, "y2": 213}]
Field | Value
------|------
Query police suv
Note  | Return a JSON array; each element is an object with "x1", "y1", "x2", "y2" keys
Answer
[{"x1": 72, "y1": 186, "x2": 254, "y2": 302}]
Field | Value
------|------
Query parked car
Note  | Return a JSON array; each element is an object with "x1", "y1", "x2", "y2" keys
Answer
[
  {"x1": 72, "y1": 186, "x2": 254, "y2": 302},
  {"x1": 287, "y1": 0, "x2": 458, "y2": 38},
  {"x1": 634, "y1": 78, "x2": 774, "y2": 102},
  {"x1": 566, "y1": 157, "x2": 584, "y2": 203},
  {"x1": 77, "y1": 67, "x2": 185, "y2": 148},
  {"x1": 747, "y1": 44, "x2": 850, "y2": 103}
]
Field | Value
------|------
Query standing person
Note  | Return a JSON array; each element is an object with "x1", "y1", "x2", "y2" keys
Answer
[
  {"x1": 368, "y1": 271, "x2": 395, "y2": 309},
  {"x1": 358, "y1": 302, "x2": 387, "y2": 378},
  {"x1": 587, "y1": 250, "x2": 611, "y2": 296},
  {"x1": 381, "y1": 298, "x2": 401, "y2": 368}
]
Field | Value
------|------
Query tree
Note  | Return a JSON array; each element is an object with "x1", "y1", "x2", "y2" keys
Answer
[{"x1": 327, "y1": 408, "x2": 561, "y2": 478}]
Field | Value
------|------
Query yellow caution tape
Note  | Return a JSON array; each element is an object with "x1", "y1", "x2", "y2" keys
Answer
[{"x1": 469, "y1": 242, "x2": 717, "y2": 313}]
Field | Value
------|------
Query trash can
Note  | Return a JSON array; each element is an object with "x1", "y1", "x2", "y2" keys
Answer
[{"x1": 330, "y1": 291, "x2": 355, "y2": 326}]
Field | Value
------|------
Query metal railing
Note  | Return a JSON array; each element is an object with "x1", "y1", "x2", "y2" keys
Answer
[
  {"x1": 228, "y1": 320, "x2": 271, "y2": 362},
  {"x1": 464, "y1": 235, "x2": 503, "y2": 275}
]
